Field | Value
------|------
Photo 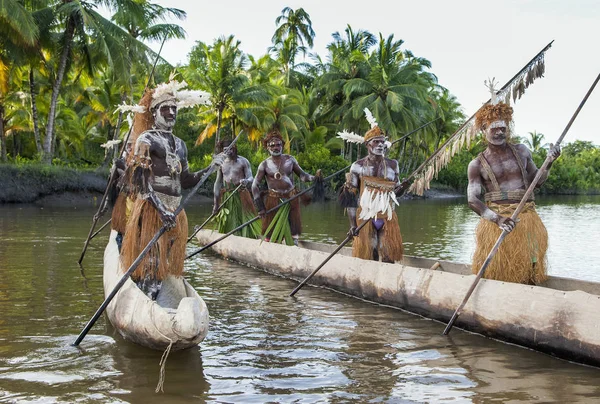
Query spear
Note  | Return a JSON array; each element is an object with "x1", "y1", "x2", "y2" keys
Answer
[
  {"x1": 407, "y1": 41, "x2": 554, "y2": 193},
  {"x1": 78, "y1": 36, "x2": 167, "y2": 265},
  {"x1": 73, "y1": 131, "x2": 243, "y2": 346},
  {"x1": 443, "y1": 72, "x2": 600, "y2": 335}
]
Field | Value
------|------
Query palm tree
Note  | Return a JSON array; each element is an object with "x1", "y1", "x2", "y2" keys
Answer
[
  {"x1": 42, "y1": 0, "x2": 150, "y2": 164},
  {"x1": 186, "y1": 36, "x2": 269, "y2": 148},
  {"x1": 270, "y1": 7, "x2": 315, "y2": 86},
  {"x1": 523, "y1": 130, "x2": 548, "y2": 152},
  {"x1": 261, "y1": 88, "x2": 309, "y2": 153},
  {"x1": 343, "y1": 33, "x2": 437, "y2": 139}
]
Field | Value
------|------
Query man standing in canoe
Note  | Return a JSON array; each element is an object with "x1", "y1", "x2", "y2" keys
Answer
[
  {"x1": 338, "y1": 109, "x2": 409, "y2": 263},
  {"x1": 251, "y1": 127, "x2": 321, "y2": 246},
  {"x1": 120, "y1": 81, "x2": 225, "y2": 299},
  {"x1": 212, "y1": 138, "x2": 261, "y2": 238},
  {"x1": 467, "y1": 82, "x2": 560, "y2": 284}
]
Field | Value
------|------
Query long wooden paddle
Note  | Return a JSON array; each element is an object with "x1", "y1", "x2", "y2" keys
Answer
[
  {"x1": 186, "y1": 182, "x2": 243, "y2": 243},
  {"x1": 443, "y1": 72, "x2": 600, "y2": 336},
  {"x1": 78, "y1": 37, "x2": 167, "y2": 266},
  {"x1": 289, "y1": 220, "x2": 369, "y2": 297},
  {"x1": 73, "y1": 131, "x2": 243, "y2": 346},
  {"x1": 185, "y1": 165, "x2": 350, "y2": 260}
]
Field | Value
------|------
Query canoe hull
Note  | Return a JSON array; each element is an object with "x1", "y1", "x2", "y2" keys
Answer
[
  {"x1": 197, "y1": 230, "x2": 600, "y2": 367},
  {"x1": 104, "y1": 230, "x2": 209, "y2": 350}
]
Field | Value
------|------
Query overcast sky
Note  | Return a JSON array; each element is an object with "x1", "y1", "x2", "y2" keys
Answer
[{"x1": 146, "y1": 0, "x2": 599, "y2": 145}]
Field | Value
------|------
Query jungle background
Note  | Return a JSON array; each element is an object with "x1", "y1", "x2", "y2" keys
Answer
[{"x1": 1, "y1": 1, "x2": 598, "y2": 201}]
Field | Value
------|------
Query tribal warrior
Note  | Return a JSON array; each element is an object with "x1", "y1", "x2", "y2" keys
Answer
[
  {"x1": 340, "y1": 124, "x2": 409, "y2": 263},
  {"x1": 251, "y1": 129, "x2": 319, "y2": 246},
  {"x1": 121, "y1": 84, "x2": 224, "y2": 299},
  {"x1": 212, "y1": 139, "x2": 260, "y2": 238},
  {"x1": 467, "y1": 99, "x2": 559, "y2": 284}
]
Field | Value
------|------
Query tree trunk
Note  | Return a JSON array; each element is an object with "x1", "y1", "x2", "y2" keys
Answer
[
  {"x1": 29, "y1": 68, "x2": 43, "y2": 156},
  {"x1": 14, "y1": 133, "x2": 21, "y2": 157},
  {"x1": 0, "y1": 105, "x2": 6, "y2": 162},
  {"x1": 43, "y1": 16, "x2": 76, "y2": 164}
]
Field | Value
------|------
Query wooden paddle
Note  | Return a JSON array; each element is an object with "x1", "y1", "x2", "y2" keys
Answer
[
  {"x1": 73, "y1": 131, "x2": 243, "y2": 346},
  {"x1": 289, "y1": 220, "x2": 369, "y2": 297},
  {"x1": 443, "y1": 72, "x2": 600, "y2": 336},
  {"x1": 78, "y1": 37, "x2": 167, "y2": 266},
  {"x1": 186, "y1": 182, "x2": 243, "y2": 243}
]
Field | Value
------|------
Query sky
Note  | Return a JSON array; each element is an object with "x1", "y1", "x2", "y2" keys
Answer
[{"x1": 144, "y1": 0, "x2": 600, "y2": 145}]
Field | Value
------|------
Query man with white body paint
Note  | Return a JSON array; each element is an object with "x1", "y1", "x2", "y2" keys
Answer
[
  {"x1": 467, "y1": 99, "x2": 560, "y2": 284},
  {"x1": 339, "y1": 123, "x2": 409, "y2": 263},
  {"x1": 120, "y1": 85, "x2": 225, "y2": 299},
  {"x1": 252, "y1": 128, "x2": 318, "y2": 246}
]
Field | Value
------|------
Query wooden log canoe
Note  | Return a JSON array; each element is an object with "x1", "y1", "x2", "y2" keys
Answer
[
  {"x1": 196, "y1": 229, "x2": 600, "y2": 367},
  {"x1": 104, "y1": 230, "x2": 209, "y2": 350}
]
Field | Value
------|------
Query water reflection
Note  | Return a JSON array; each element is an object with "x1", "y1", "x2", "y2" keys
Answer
[{"x1": 1, "y1": 197, "x2": 600, "y2": 402}]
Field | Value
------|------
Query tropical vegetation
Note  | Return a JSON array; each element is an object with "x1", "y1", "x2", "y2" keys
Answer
[{"x1": 1, "y1": 4, "x2": 598, "y2": 195}]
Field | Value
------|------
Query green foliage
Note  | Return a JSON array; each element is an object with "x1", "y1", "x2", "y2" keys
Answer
[{"x1": 433, "y1": 139, "x2": 600, "y2": 194}]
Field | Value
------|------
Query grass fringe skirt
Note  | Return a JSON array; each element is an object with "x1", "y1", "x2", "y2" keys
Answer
[
  {"x1": 216, "y1": 188, "x2": 261, "y2": 238},
  {"x1": 472, "y1": 202, "x2": 548, "y2": 284},
  {"x1": 121, "y1": 198, "x2": 188, "y2": 281}
]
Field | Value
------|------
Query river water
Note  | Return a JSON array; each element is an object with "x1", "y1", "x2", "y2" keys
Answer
[{"x1": 1, "y1": 195, "x2": 599, "y2": 403}]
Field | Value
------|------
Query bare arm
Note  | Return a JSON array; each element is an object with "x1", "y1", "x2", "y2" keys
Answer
[
  {"x1": 467, "y1": 159, "x2": 514, "y2": 232},
  {"x1": 213, "y1": 168, "x2": 223, "y2": 213},
  {"x1": 291, "y1": 157, "x2": 314, "y2": 182},
  {"x1": 252, "y1": 162, "x2": 267, "y2": 216},
  {"x1": 346, "y1": 164, "x2": 361, "y2": 232},
  {"x1": 242, "y1": 157, "x2": 254, "y2": 185},
  {"x1": 518, "y1": 143, "x2": 559, "y2": 188}
]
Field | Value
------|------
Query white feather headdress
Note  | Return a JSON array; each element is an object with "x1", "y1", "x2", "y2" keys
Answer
[
  {"x1": 364, "y1": 108, "x2": 378, "y2": 128},
  {"x1": 336, "y1": 130, "x2": 365, "y2": 144}
]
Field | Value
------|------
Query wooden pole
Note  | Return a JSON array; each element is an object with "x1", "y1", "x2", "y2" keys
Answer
[
  {"x1": 443, "y1": 72, "x2": 600, "y2": 336},
  {"x1": 90, "y1": 219, "x2": 111, "y2": 241},
  {"x1": 289, "y1": 220, "x2": 369, "y2": 297},
  {"x1": 186, "y1": 183, "x2": 243, "y2": 243}
]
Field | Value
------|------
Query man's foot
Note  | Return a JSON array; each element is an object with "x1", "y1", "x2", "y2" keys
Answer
[{"x1": 293, "y1": 238, "x2": 299, "y2": 246}]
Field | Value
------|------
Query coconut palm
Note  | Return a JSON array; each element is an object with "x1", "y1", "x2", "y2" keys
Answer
[
  {"x1": 41, "y1": 0, "x2": 152, "y2": 164},
  {"x1": 343, "y1": 33, "x2": 437, "y2": 139},
  {"x1": 187, "y1": 35, "x2": 269, "y2": 148},
  {"x1": 270, "y1": 7, "x2": 315, "y2": 87},
  {"x1": 523, "y1": 130, "x2": 548, "y2": 152}
]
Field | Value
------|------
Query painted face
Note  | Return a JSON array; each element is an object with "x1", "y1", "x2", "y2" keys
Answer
[
  {"x1": 366, "y1": 136, "x2": 386, "y2": 156},
  {"x1": 154, "y1": 101, "x2": 177, "y2": 130},
  {"x1": 485, "y1": 120, "x2": 508, "y2": 146},
  {"x1": 267, "y1": 139, "x2": 283, "y2": 156}
]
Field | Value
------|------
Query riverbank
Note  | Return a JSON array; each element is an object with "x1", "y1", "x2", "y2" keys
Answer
[{"x1": 1, "y1": 164, "x2": 465, "y2": 205}]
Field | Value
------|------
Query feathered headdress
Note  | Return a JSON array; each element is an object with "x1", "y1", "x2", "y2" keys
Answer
[
  {"x1": 337, "y1": 108, "x2": 386, "y2": 144},
  {"x1": 115, "y1": 77, "x2": 211, "y2": 116},
  {"x1": 407, "y1": 43, "x2": 550, "y2": 196}
]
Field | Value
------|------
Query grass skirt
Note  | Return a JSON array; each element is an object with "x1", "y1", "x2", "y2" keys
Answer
[
  {"x1": 472, "y1": 202, "x2": 548, "y2": 284},
  {"x1": 121, "y1": 198, "x2": 188, "y2": 281},
  {"x1": 215, "y1": 188, "x2": 261, "y2": 238},
  {"x1": 352, "y1": 209, "x2": 403, "y2": 262},
  {"x1": 262, "y1": 190, "x2": 301, "y2": 245}
]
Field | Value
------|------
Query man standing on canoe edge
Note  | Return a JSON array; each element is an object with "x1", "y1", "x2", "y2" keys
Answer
[
  {"x1": 251, "y1": 127, "x2": 323, "y2": 246},
  {"x1": 467, "y1": 83, "x2": 560, "y2": 284},
  {"x1": 338, "y1": 109, "x2": 410, "y2": 263},
  {"x1": 212, "y1": 138, "x2": 261, "y2": 238},
  {"x1": 120, "y1": 81, "x2": 225, "y2": 299}
]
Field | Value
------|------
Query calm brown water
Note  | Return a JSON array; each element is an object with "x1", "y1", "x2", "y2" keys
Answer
[{"x1": 1, "y1": 196, "x2": 599, "y2": 403}]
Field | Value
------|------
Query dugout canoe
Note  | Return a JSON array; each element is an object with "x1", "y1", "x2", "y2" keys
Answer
[
  {"x1": 104, "y1": 230, "x2": 209, "y2": 350},
  {"x1": 196, "y1": 229, "x2": 600, "y2": 367}
]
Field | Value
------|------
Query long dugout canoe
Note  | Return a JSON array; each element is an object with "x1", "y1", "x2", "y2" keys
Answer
[{"x1": 196, "y1": 229, "x2": 600, "y2": 367}]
